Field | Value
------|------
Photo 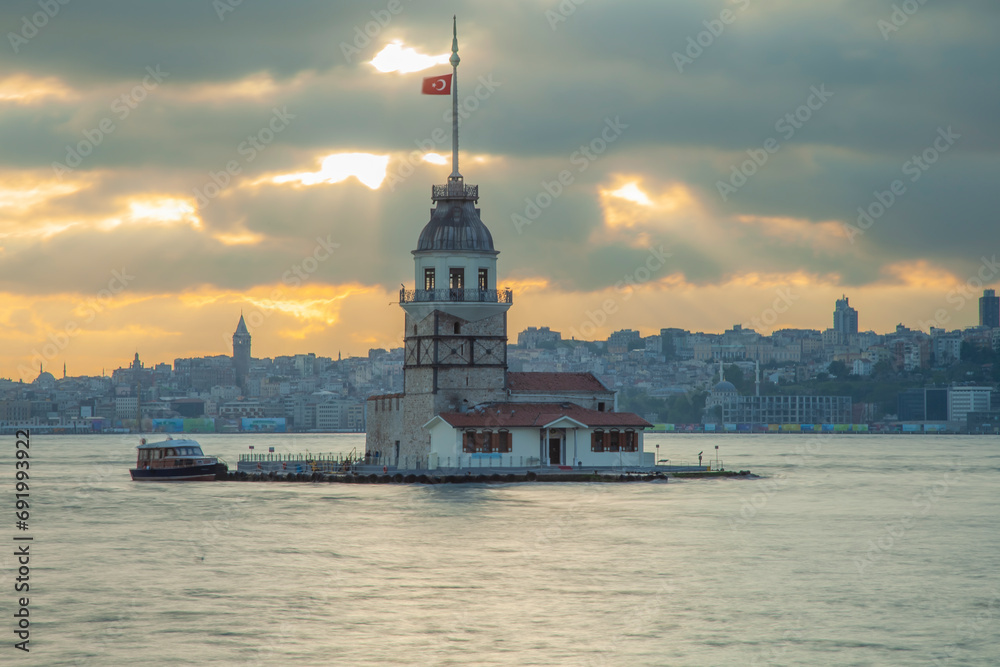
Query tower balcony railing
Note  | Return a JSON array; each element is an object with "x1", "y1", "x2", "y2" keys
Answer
[
  {"x1": 400, "y1": 288, "x2": 513, "y2": 304},
  {"x1": 432, "y1": 182, "x2": 478, "y2": 201}
]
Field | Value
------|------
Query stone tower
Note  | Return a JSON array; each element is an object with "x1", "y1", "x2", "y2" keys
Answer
[
  {"x1": 232, "y1": 313, "x2": 251, "y2": 387},
  {"x1": 396, "y1": 175, "x2": 513, "y2": 462},
  {"x1": 367, "y1": 18, "x2": 512, "y2": 467}
]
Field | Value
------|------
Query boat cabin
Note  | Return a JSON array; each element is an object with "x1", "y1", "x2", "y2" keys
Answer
[{"x1": 136, "y1": 438, "x2": 212, "y2": 469}]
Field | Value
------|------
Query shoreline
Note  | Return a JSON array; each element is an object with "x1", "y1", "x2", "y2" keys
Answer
[{"x1": 223, "y1": 469, "x2": 756, "y2": 484}]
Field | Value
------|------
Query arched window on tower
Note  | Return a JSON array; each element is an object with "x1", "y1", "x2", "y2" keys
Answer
[{"x1": 454, "y1": 322, "x2": 460, "y2": 334}]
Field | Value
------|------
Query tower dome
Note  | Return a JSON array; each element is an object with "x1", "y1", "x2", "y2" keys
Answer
[{"x1": 416, "y1": 195, "x2": 495, "y2": 253}]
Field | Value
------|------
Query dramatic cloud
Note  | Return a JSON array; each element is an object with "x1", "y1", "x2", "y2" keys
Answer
[{"x1": 0, "y1": 0, "x2": 997, "y2": 378}]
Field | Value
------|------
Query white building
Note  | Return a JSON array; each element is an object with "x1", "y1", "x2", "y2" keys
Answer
[
  {"x1": 424, "y1": 402, "x2": 646, "y2": 469},
  {"x1": 947, "y1": 387, "x2": 992, "y2": 423}
]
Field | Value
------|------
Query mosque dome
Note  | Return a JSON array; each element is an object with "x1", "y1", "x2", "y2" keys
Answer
[{"x1": 713, "y1": 380, "x2": 738, "y2": 394}]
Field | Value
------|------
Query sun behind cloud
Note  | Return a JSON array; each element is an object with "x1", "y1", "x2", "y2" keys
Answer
[
  {"x1": 267, "y1": 153, "x2": 390, "y2": 190},
  {"x1": 370, "y1": 41, "x2": 451, "y2": 73}
]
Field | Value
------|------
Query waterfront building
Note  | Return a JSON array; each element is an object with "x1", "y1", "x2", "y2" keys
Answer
[
  {"x1": 897, "y1": 387, "x2": 949, "y2": 422},
  {"x1": 947, "y1": 386, "x2": 992, "y2": 424},
  {"x1": 705, "y1": 364, "x2": 852, "y2": 425}
]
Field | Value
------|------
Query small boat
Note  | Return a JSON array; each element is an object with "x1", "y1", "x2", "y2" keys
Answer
[{"x1": 129, "y1": 437, "x2": 228, "y2": 481}]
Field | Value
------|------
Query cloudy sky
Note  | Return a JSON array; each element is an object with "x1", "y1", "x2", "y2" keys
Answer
[{"x1": 0, "y1": 0, "x2": 997, "y2": 379}]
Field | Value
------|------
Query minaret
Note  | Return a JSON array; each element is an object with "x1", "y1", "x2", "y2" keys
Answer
[
  {"x1": 232, "y1": 313, "x2": 251, "y2": 387},
  {"x1": 396, "y1": 18, "x2": 512, "y2": 463}
]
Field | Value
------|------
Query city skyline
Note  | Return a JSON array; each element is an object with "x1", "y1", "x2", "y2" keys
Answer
[
  {"x1": 23, "y1": 288, "x2": 1000, "y2": 382},
  {"x1": 1, "y1": 2, "x2": 998, "y2": 380}
]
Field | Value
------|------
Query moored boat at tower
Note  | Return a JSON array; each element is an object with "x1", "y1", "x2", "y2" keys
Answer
[{"x1": 129, "y1": 437, "x2": 227, "y2": 481}]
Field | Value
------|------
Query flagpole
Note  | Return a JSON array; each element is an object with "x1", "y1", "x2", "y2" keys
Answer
[{"x1": 450, "y1": 15, "x2": 460, "y2": 181}]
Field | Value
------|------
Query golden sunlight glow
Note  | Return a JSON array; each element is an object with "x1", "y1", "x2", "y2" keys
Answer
[
  {"x1": 180, "y1": 72, "x2": 294, "y2": 101},
  {"x1": 0, "y1": 180, "x2": 84, "y2": 212},
  {"x1": 212, "y1": 230, "x2": 267, "y2": 246},
  {"x1": 734, "y1": 215, "x2": 845, "y2": 249},
  {"x1": 0, "y1": 172, "x2": 93, "y2": 241},
  {"x1": 178, "y1": 282, "x2": 382, "y2": 329},
  {"x1": 878, "y1": 260, "x2": 959, "y2": 289},
  {"x1": 0, "y1": 74, "x2": 75, "y2": 103},
  {"x1": 599, "y1": 178, "x2": 700, "y2": 235},
  {"x1": 0, "y1": 221, "x2": 80, "y2": 241},
  {"x1": 128, "y1": 198, "x2": 197, "y2": 224},
  {"x1": 606, "y1": 182, "x2": 653, "y2": 206},
  {"x1": 371, "y1": 41, "x2": 451, "y2": 74},
  {"x1": 422, "y1": 153, "x2": 448, "y2": 165},
  {"x1": 271, "y1": 153, "x2": 390, "y2": 190},
  {"x1": 100, "y1": 197, "x2": 202, "y2": 231},
  {"x1": 500, "y1": 277, "x2": 552, "y2": 293}
]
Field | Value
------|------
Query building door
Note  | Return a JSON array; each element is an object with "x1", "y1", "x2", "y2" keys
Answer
[{"x1": 548, "y1": 437, "x2": 561, "y2": 466}]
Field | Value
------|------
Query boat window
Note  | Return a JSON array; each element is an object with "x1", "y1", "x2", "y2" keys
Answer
[{"x1": 166, "y1": 448, "x2": 176, "y2": 457}]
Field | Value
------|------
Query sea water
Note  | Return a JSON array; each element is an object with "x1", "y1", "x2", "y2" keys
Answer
[{"x1": 4, "y1": 433, "x2": 999, "y2": 665}]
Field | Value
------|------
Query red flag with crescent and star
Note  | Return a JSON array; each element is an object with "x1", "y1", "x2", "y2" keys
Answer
[{"x1": 422, "y1": 73, "x2": 452, "y2": 95}]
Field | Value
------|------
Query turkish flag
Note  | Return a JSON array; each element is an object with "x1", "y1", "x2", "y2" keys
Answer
[{"x1": 422, "y1": 73, "x2": 452, "y2": 95}]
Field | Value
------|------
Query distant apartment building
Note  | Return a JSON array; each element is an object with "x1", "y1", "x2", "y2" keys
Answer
[
  {"x1": 886, "y1": 337, "x2": 930, "y2": 371},
  {"x1": 607, "y1": 329, "x2": 642, "y2": 354},
  {"x1": 218, "y1": 400, "x2": 265, "y2": 420},
  {"x1": 931, "y1": 333, "x2": 962, "y2": 365},
  {"x1": 852, "y1": 359, "x2": 873, "y2": 376},
  {"x1": 115, "y1": 395, "x2": 138, "y2": 421},
  {"x1": 517, "y1": 326, "x2": 562, "y2": 348},
  {"x1": 834, "y1": 296, "x2": 859, "y2": 337},
  {"x1": 315, "y1": 398, "x2": 366, "y2": 431},
  {"x1": 0, "y1": 400, "x2": 31, "y2": 423},
  {"x1": 980, "y1": 289, "x2": 1000, "y2": 328}
]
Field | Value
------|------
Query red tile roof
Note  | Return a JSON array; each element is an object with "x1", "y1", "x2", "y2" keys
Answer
[
  {"x1": 367, "y1": 393, "x2": 404, "y2": 401},
  {"x1": 435, "y1": 403, "x2": 651, "y2": 429},
  {"x1": 506, "y1": 372, "x2": 609, "y2": 393}
]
